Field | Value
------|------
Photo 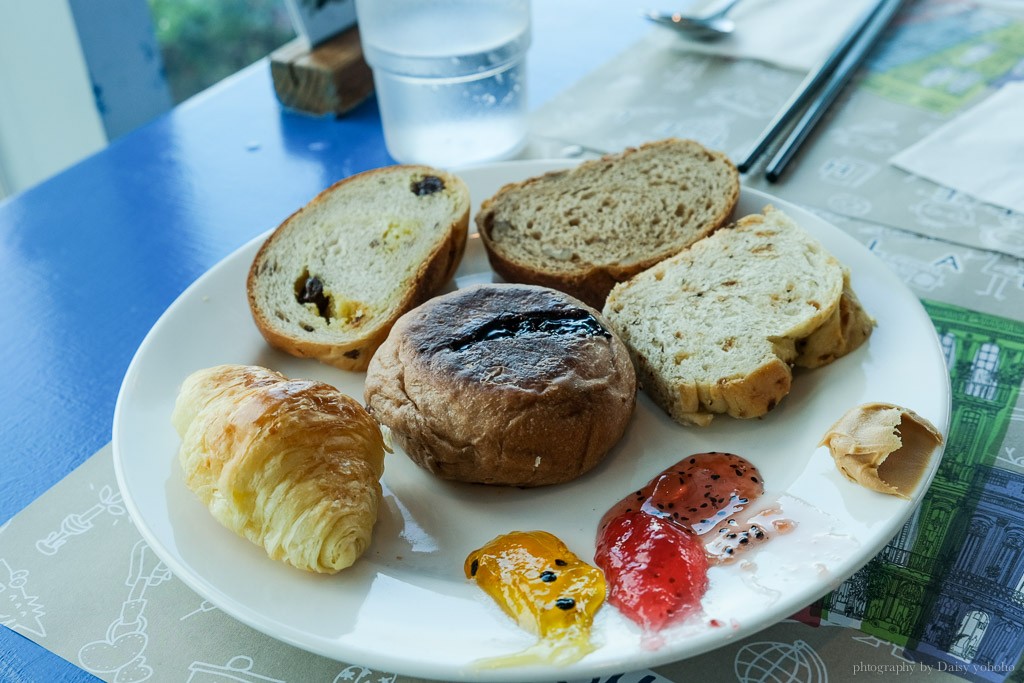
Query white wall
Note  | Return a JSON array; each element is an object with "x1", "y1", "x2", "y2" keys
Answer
[
  {"x1": 0, "y1": 0, "x2": 108, "y2": 199},
  {"x1": 0, "y1": 0, "x2": 172, "y2": 200}
]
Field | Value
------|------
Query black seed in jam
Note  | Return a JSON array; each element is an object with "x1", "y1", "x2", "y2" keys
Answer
[
  {"x1": 540, "y1": 570, "x2": 557, "y2": 582},
  {"x1": 447, "y1": 308, "x2": 610, "y2": 351},
  {"x1": 555, "y1": 559, "x2": 568, "y2": 566},
  {"x1": 555, "y1": 597, "x2": 576, "y2": 610},
  {"x1": 411, "y1": 175, "x2": 444, "y2": 196},
  {"x1": 296, "y1": 275, "x2": 331, "y2": 320},
  {"x1": 470, "y1": 559, "x2": 479, "y2": 576}
]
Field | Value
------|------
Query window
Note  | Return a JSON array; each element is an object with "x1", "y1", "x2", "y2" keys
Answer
[
  {"x1": 148, "y1": 0, "x2": 296, "y2": 103},
  {"x1": 965, "y1": 342, "x2": 1000, "y2": 400},
  {"x1": 949, "y1": 610, "x2": 989, "y2": 661},
  {"x1": 940, "y1": 331, "x2": 956, "y2": 370},
  {"x1": 0, "y1": 0, "x2": 298, "y2": 197},
  {"x1": 956, "y1": 516, "x2": 991, "y2": 572}
]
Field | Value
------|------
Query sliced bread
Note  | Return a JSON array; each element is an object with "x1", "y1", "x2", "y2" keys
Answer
[
  {"x1": 602, "y1": 205, "x2": 873, "y2": 426},
  {"x1": 247, "y1": 165, "x2": 470, "y2": 371},
  {"x1": 475, "y1": 138, "x2": 740, "y2": 309},
  {"x1": 796, "y1": 281, "x2": 874, "y2": 369}
]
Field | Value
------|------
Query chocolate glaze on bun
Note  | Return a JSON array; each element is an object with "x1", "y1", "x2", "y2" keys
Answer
[{"x1": 364, "y1": 283, "x2": 637, "y2": 487}]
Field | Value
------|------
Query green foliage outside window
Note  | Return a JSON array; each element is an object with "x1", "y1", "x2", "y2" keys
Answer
[{"x1": 148, "y1": 0, "x2": 296, "y2": 103}]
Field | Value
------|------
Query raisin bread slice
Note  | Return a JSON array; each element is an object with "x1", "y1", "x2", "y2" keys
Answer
[
  {"x1": 602, "y1": 205, "x2": 873, "y2": 426},
  {"x1": 247, "y1": 166, "x2": 470, "y2": 371},
  {"x1": 475, "y1": 138, "x2": 740, "y2": 309}
]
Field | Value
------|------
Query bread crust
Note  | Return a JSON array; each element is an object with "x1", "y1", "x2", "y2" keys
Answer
[
  {"x1": 795, "y1": 282, "x2": 875, "y2": 368},
  {"x1": 476, "y1": 139, "x2": 740, "y2": 308},
  {"x1": 364, "y1": 283, "x2": 637, "y2": 487},
  {"x1": 247, "y1": 165, "x2": 470, "y2": 371},
  {"x1": 478, "y1": 239, "x2": 633, "y2": 311}
]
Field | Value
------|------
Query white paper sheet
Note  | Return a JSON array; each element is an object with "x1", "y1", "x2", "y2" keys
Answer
[{"x1": 890, "y1": 82, "x2": 1024, "y2": 215}]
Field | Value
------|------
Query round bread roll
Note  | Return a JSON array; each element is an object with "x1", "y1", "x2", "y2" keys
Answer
[{"x1": 364, "y1": 283, "x2": 637, "y2": 487}]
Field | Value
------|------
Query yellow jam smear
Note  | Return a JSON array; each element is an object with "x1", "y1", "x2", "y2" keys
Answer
[{"x1": 465, "y1": 530, "x2": 606, "y2": 667}]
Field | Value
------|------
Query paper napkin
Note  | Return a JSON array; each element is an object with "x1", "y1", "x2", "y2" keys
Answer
[
  {"x1": 650, "y1": 0, "x2": 879, "y2": 71},
  {"x1": 890, "y1": 82, "x2": 1024, "y2": 215}
]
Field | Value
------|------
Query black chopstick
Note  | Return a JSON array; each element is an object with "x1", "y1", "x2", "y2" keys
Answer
[
  {"x1": 763, "y1": 0, "x2": 906, "y2": 182},
  {"x1": 736, "y1": 0, "x2": 889, "y2": 174}
]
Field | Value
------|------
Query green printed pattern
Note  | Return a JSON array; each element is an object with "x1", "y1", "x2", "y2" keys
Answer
[
  {"x1": 820, "y1": 300, "x2": 1024, "y2": 649},
  {"x1": 923, "y1": 299, "x2": 1024, "y2": 475},
  {"x1": 864, "y1": 23, "x2": 1024, "y2": 114}
]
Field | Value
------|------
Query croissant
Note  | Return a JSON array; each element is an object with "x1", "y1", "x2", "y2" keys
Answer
[{"x1": 171, "y1": 364, "x2": 387, "y2": 573}]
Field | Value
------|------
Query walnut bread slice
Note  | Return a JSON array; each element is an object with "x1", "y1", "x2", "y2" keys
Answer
[
  {"x1": 475, "y1": 138, "x2": 740, "y2": 309},
  {"x1": 602, "y1": 205, "x2": 873, "y2": 426},
  {"x1": 247, "y1": 166, "x2": 470, "y2": 371}
]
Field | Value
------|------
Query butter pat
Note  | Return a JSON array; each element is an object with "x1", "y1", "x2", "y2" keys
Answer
[{"x1": 819, "y1": 403, "x2": 943, "y2": 499}]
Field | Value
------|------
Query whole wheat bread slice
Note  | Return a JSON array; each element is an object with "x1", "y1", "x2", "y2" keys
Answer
[
  {"x1": 247, "y1": 165, "x2": 470, "y2": 371},
  {"x1": 475, "y1": 138, "x2": 740, "y2": 308},
  {"x1": 602, "y1": 205, "x2": 873, "y2": 426}
]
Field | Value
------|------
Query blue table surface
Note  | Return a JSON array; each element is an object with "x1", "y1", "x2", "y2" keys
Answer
[{"x1": 0, "y1": 6, "x2": 652, "y2": 680}]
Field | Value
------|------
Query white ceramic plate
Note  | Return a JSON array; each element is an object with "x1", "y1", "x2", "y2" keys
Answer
[{"x1": 113, "y1": 160, "x2": 950, "y2": 682}]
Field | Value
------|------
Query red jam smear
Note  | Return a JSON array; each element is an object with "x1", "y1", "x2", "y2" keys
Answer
[
  {"x1": 594, "y1": 510, "x2": 708, "y2": 632},
  {"x1": 596, "y1": 452, "x2": 771, "y2": 632}
]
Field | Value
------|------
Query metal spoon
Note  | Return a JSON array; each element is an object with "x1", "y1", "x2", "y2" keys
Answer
[{"x1": 645, "y1": 0, "x2": 744, "y2": 41}]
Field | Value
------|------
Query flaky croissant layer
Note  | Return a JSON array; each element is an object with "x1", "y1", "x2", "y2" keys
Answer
[{"x1": 171, "y1": 364, "x2": 387, "y2": 573}]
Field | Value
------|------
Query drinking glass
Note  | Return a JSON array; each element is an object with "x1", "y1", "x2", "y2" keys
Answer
[{"x1": 355, "y1": 0, "x2": 532, "y2": 167}]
